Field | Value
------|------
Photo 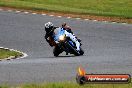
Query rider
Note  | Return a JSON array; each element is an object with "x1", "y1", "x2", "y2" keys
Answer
[
  {"x1": 62, "y1": 22, "x2": 81, "y2": 42},
  {"x1": 62, "y1": 22, "x2": 73, "y2": 34},
  {"x1": 44, "y1": 22, "x2": 80, "y2": 51}
]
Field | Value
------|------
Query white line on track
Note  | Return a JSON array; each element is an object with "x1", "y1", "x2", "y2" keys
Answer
[
  {"x1": 49, "y1": 15, "x2": 54, "y2": 17},
  {"x1": 32, "y1": 13, "x2": 37, "y2": 15},
  {"x1": 42, "y1": 14, "x2": 46, "y2": 16},
  {"x1": 112, "y1": 22, "x2": 117, "y2": 24},
  {"x1": 93, "y1": 20, "x2": 97, "y2": 22},
  {"x1": 24, "y1": 12, "x2": 29, "y2": 14},
  {"x1": 103, "y1": 21, "x2": 108, "y2": 23},
  {"x1": 76, "y1": 18, "x2": 81, "y2": 20},
  {"x1": 8, "y1": 10, "x2": 12, "y2": 12},
  {"x1": 67, "y1": 17, "x2": 71, "y2": 19},
  {"x1": 57, "y1": 16, "x2": 62, "y2": 18},
  {"x1": 0, "y1": 8, "x2": 129, "y2": 25},
  {"x1": 84, "y1": 19, "x2": 89, "y2": 21},
  {"x1": 16, "y1": 11, "x2": 21, "y2": 13},
  {"x1": 122, "y1": 23, "x2": 127, "y2": 25}
]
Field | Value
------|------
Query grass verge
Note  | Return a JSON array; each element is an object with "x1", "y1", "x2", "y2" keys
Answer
[
  {"x1": 0, "y1": 0, "x2": 132, "y2": 18},
  {"x1": 0, "y1": 81, "x2": 132, "y2": 88},
  {"x1": 0, "y1": 0, "x2": 132, "y2": 23},
  {"x1": 0, "y1": 48, "x2": 23, "y2": 60}
]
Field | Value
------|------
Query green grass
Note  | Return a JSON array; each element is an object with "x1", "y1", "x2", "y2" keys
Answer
[
  {"x1": 0, "y1": 48, "x2": 23, "y2": 59},
  {"x1": 0, "y1": 0, "x2": 132, "y2": 18},
  {"x1": 0, "y1": 82, "x2": 132, "y2": 88}
]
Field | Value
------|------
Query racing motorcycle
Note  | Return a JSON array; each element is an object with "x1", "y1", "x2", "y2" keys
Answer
[{"x1": 53, "y1": 27, "x2": 84, "y2": 57}]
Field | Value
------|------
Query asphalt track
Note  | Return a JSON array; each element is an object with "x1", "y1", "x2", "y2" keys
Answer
[{"x1": 0, "y1": 10, "x2": 132, "y2": 84}]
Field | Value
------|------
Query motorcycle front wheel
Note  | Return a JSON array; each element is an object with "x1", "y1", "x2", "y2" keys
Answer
[
  {"x1": 65, "y1": 41, "x2": 80, "y2": 56},
  {"x1": 53, "y1": 45, "x2": 63, "y2": 57}
]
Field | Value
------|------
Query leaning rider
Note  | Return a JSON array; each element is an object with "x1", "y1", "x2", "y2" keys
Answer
[{"x1": 44, "y1": 22, "x2": 80, "y2": 51}]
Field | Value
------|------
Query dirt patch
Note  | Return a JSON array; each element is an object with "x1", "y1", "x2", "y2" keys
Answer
[{"x1": 0, "y1": 6, "x2": 132, "y2": 24}]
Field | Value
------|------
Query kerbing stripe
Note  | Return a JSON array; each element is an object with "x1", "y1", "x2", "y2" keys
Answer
[
  {"x1": 8, "y1": 10, "x2": 12, "y2": 12},
  {"x1": 57, "y1": 16, "x2": 62, "y2": 18},
  {"x1": 93, "y1": 20, "x2": 97, "y2": 22},
  {"x1": 84, "y1": 19, "x2": 89, "y2": 21},
  {"x1": 0, "y1": 8, "x2": 129, "y2": 24},
  {"x1": 24, "y1": 12, "x2": 29, "y2": 14},
  {"x1": 67, "y1": 17, "x2": 71, "y2": 19},
  {"x1": 49, "y1": 15, "x2": 54, "y2": 17},
  {"x1": 42, "y1": 14, "x2": 46, "y2": 16},
  {"x1": 76, "y1": 18, "x2": 81, "y2": 20},
  {"x1": 0, "y1": 47, "x2": 28, "y2": 61},
  {"x1": 32, "y1": 13, "x2": 37, "y2": 15},
  {"x1": 16, "y1": 11, "x2": 21, "y2": 13}
]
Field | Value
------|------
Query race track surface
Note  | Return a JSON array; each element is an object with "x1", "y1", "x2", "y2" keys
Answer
[{"x1": 0, "y1": 10, "x2": 132, "y2": 84}]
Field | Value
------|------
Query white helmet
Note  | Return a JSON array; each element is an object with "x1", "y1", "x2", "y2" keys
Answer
[{"x1": 45, "y1": 22, "x2": 54, "y2": 29}]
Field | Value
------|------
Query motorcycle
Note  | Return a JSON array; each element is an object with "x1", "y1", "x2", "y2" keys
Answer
[{"x1": 53, "y1": 27, "x2": 84, "y2": 57}]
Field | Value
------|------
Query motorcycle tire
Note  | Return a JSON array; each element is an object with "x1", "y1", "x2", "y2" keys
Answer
[
  {"x1": 53, "y1": 46, "x2": 62, "y2": 57},
  {"x1": 65, "y1": 42, "x2": 80, "y2": 56},
  {"x1": 79, "y1": 48, "x2": 84, "y2": 55}
]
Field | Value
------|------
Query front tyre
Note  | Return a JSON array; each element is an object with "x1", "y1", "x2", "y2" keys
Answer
[
  {"x1": 65, "y1": 42, "x2": 80, "y2": 56},
  {"x1": 53, "y1": 46, "x2": 62, "y2": 57}
]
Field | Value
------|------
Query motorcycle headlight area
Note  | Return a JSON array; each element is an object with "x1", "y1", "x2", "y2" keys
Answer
[{"x1": 59, "y1": 35, "x2": 65, "y2": 41}]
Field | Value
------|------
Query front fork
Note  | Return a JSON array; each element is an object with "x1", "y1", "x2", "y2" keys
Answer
[{"x1": 58, "y1": 41, "x2": 70, "y2": 54}]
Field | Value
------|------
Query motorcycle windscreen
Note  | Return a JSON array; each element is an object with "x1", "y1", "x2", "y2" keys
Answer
[{"x1": 53, "y1": 28, "x2": 65, "y2": 41}]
